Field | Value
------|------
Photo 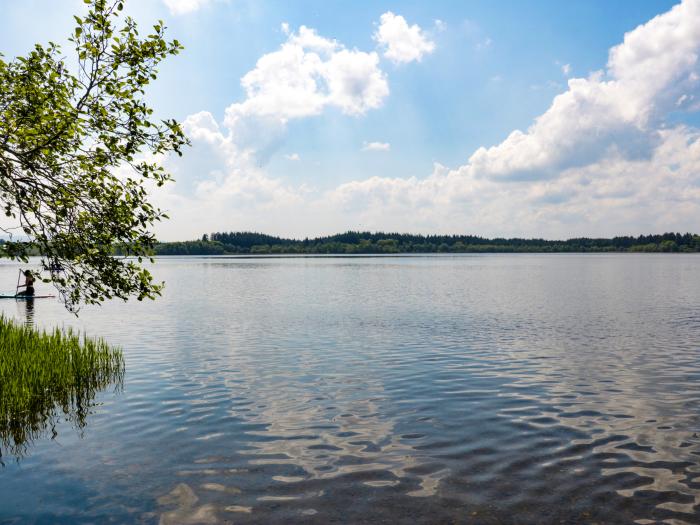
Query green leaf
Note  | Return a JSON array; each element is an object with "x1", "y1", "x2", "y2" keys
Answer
[{"x1": 0, "y1": 0, "x2": 188, "y2": 312}]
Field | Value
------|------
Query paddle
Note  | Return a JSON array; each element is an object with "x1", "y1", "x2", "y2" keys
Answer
[{"x1": 15, "y1": 269, "x2": 21, "y2": 297}]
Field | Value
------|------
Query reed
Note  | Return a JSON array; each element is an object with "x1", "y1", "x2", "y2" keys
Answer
[{"x1": 0, "y1": 316, "x2": 124, "y2": 459}]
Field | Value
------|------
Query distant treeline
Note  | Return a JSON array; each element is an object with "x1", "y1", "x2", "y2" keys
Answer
[{"x1": 151, "y1": 231, "x2": 700, "y2": 255}]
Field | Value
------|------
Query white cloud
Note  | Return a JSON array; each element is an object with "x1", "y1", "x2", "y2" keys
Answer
[
  {"x1": 162, "y1": 112, "x2": 303, "y2": 211},
  {"x1": 324, "y1": 49, "x2": 388, "y2": 114},
  {"x1": 362, "y1": 141, "x2": 391, "y2": 152},
  {"x1": 155, "y1": 0, "x2": 700, "y2": 240},
  {"x1": 152, "y1": 23, "x2": 393, "y2": 237},
  {"x1": 157, "y1": 128, "x2": 700, "y2": 240},
  {"x1": 229, "y1": 26, "x2": 388, "y2": 120},
  {"x1": 374, "y1": 12, "x2": 435, "y2": 64},
  {"x1": 222, "y1": 26, "x2": 389, "y2": 158},
  {"x1": 320, "y1": 125, "x2": 700, "y2": 237},
  {"x1": 162, "y1": 0, "x2": 211, "y2": 15},
  {"x1": 561, "y1": 63, "x2": 571, "y2": 76},
  {"x1": 464, "y1": 0, "x2": 700, "y2": 182},
  {"x1": 319, "y1": 0, "x2": 700, "y2": 235}
]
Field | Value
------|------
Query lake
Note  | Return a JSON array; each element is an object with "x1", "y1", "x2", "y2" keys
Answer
[{"x1": 1, "y1": 254, "x2": 700, "y2": 524}]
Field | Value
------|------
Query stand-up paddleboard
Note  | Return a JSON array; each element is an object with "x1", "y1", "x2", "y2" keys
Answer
[{"x1": 0, "y1": 295, "x2": 55, "y2": 300}]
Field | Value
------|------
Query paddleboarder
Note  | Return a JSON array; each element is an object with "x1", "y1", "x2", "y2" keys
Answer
[{"x1": 16, "y1": 270, "x2": 35, "y2": 297}]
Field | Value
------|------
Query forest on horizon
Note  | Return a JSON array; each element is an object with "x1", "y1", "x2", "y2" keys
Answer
[{"x1": 148, "y1": 231, "x2": 700, "y2": 255}]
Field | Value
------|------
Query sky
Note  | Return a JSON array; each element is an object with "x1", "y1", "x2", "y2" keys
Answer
[{"x1": 2, "y1": 0, "x2": 700, "y2": 240}]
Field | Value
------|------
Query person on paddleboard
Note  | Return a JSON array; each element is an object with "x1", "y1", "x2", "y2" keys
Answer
[{"x1": 16, "y1": 270, "x2": 35, "y2": 296}]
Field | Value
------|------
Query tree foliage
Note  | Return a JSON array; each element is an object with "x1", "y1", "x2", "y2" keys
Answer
[{"x1": 0, "y1": 0, "x2": 187, "y2": 311}]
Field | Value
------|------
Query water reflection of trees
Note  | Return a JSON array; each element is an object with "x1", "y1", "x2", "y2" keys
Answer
[{"x1": 0, "y1": 317, "x2": 124, "y2": 461}]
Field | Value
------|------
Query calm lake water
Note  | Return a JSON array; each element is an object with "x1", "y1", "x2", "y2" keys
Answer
[{"x1": 1, "y1": 254, "x2": 700, "y2": 524}]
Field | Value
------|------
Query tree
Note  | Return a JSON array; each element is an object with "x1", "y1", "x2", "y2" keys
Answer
[{"x1": 0, "y1": 0, "x2": 187, "y2": 311}]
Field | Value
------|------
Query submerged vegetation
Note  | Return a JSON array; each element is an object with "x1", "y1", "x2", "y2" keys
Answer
[
  {"x1": 148, "y1": 231, "x2": 700, "y2": 255},
  {"x1": 0, "y1": 316, "x2": 124, "y2": 459}
]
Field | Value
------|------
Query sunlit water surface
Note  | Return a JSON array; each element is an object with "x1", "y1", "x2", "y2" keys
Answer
[{"x1": 1, "y1": 254, "x2": 700, "y2": 524}]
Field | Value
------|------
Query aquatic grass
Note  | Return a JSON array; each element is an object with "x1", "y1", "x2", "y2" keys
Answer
[{"x1": 0, "y1": 316, "x2": 124, "y2": 459}]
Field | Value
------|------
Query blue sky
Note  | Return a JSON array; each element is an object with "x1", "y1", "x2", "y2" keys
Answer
[{"x1": 1, "y1": 0, "x2": 699, "y2": 239}]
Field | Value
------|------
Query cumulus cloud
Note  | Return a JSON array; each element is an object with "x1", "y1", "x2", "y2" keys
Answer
[
  {"x1": 154, "y1": 22, "x2": 395, "y2": 236},
  {"x1": 164, "y1": 111, "x2": 302, "y2": 209},
  {"x1": 331, "y1": 126, "x2": 700, "y2": 236},
  {"x1": 162, "y1": 0, "x2": 211, "y2": 15},
  {"x1": 221, "y1": 26, "x2": 388, "y2": 161},
  {"x1": 224, "y1": 26, "x2": 387, "y2": 124},
  {"x1": 316, "y1": 0, "x2": 700, "y2": 235},
  {"x1": 362, "y1": 141, "x2": 391, "y2": 152},
  {"x1": 463, "y1": 0, "x2": 700, "y2": 182},
  {"x1": 155, "y1": 0, "x2": 700, "y2": 240},
  {"x1": 374, "y1": 12, "x2": 435, "y2": 64}
]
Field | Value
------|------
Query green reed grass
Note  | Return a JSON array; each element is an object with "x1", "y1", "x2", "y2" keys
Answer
[{"x1": 0, "y1": 316, "x2": 124, "y2": 459}]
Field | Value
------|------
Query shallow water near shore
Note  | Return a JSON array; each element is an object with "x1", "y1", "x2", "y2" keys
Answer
[{"x1": 1, "y1": 253, "x2": 700, "y2": 523}]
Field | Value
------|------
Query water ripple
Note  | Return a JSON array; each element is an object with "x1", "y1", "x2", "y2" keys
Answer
[{"x1": 1, "y1": 254, "x2": 700, "y2": 523}]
